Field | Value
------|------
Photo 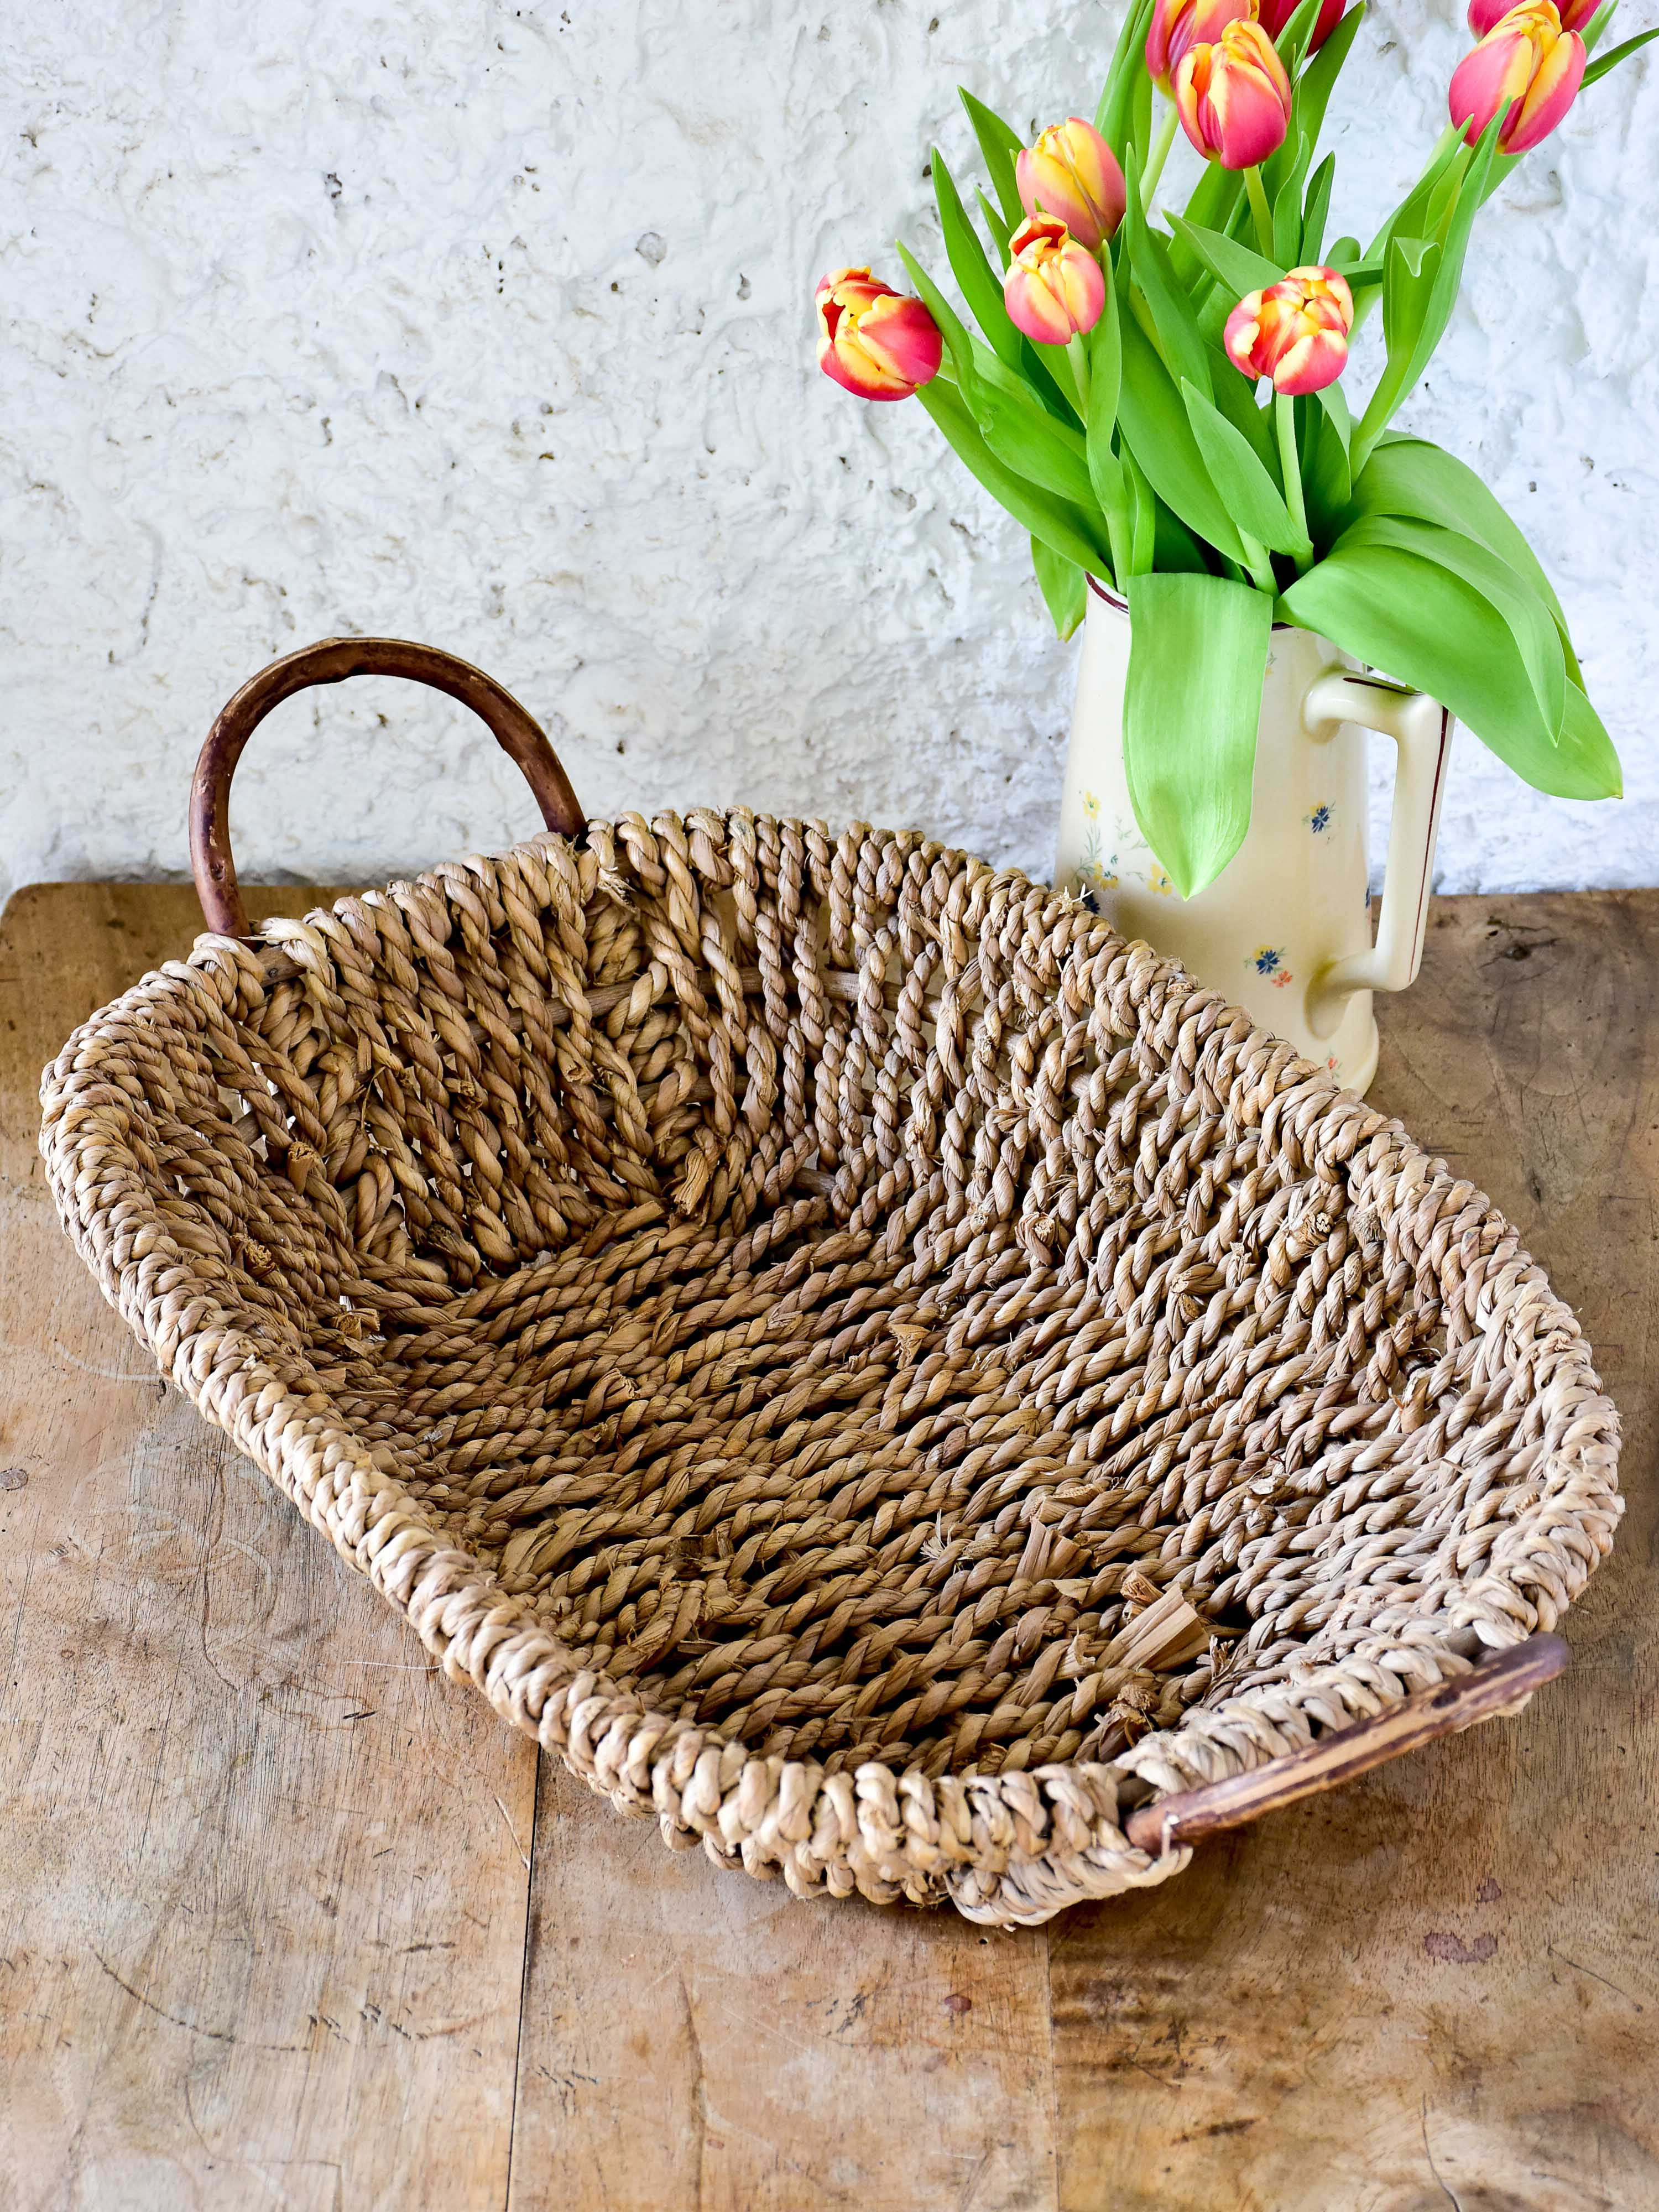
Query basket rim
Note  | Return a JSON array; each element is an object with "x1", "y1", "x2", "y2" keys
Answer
[{"x1": 38, "y1": 816, "x2": 1624, "y2": 1924}]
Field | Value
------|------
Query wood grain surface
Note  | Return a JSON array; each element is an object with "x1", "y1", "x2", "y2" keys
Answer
[
  {"x1": 0, "y1": 886, "x2": 535, "y2": 2212},
  {"x1": 0, "y1": 883, "x2": 1056, "y2": 2209},
  {"x1": 1050, "y1": 894, "x2": 1659, "y2": 2211},
  {"x1": 1, "y1": 882, "x2": 1653, "y2": 2210}
]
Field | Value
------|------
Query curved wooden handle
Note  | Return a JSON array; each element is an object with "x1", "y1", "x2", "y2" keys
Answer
[
  {"x1": 189, "y1": 636, "x2": 585, "y2": 939},
  {"x1": 1125, "y1": 1632, "x2": 1568, "y2": 1856}
]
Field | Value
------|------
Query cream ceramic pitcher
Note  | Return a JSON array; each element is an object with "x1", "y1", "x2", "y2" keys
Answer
[{"x1": 1055, "y1": 582, "x2": 1453, "y2": 1095}]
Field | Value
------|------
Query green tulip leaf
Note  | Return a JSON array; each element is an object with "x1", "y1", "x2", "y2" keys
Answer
[
  {"x1": 1358, "y1": 125, "x2": 1498, "y2": 462},
  {"x1": 1262, "y1": 0, "x2": 1363, "y2": 209},
  {"x1": 1410, "y1": 122, "x2": 1496, "y2": 379},
  {"x1": 1302, "y1": 152, "x2": 1336, "y2": 263},
  {"x1": 1284, "y1": 2, "x2": 1366, "y2": 160},
  {"x1": 1125, "y1": 445, "x2": 1160, "y2": 575},
  {"x1": 1086, "y1": 288, "x2": 1135, "y2": 578},
  {"x1": 1351, "y1": 435, "x2": 1582, "y2": 679},
  {"x1": 1556, "y1": 680, "x2": 1623, "y2": 797},
  {"x1": 1585, "y1": 24, "x2": 1659, "y2": 80},
  {"x1": 1031, "y1": 535, "x2": 1090, "y2": 637},
  {"x1": 1337, "y1": 512, "x2": 1566, "y2": 740},
  {"x1": 932, "y1": 147, "x2": 1022, "y2": 369},
  {"x1": 1380, "y1": 234, "x2": 1439, "y2": 365},
  {"x1": 1090, "y1": 271, "x2": 1123, "y2": 434},
  {"x1": 1115, "y1": 305, "x2": 1247, "y2": 564},
  {"x1": 959, "y1": 88, "x2": 1026, "y2": 231},
  {"x1": 1425, "y1": 151, "x2": 1467, "y2": 240},
  {"x1": 894, "y1": 240, "x2": 980, "y2": 390},
  {"x1": 899, "y1": 243, "x2": 1070, "y2": 441},
  {"x1": 1182, "y1": 379, "x2": 1306, "y2": 555},
  {"x1": 1209, "y1": 357, "x2": 1278, "y2": 467},
  {"x1": 1168, "y1": 163, "x2": 1249, "y2": 289},
  {"x1": 1089, "y1": 437, "x2": 1135, "y2": 586},
  {"x1": 1281, "y1": 542, "x2": 1619, "y2": 797},
  {"x1": 916, "y1": 378, "x2": 1112, "y2": 575},
  {"x1": 928, "y1": 156, "x2": 1077, "y2": 424},
  {"x1": 1273, "y1": 134, "x2": 1313, "y2": 265},
  {"x1": 1165, "y1": 215, "x2": 1282, "y2": 302},
  {"x1": 1152, "y1": 495, "x2": 1212, "y2": 575},
  {"x1": 1124, "y1": 165, "x2": 1213, "y2": 400},
  {"x1": 1581, "y1": 0, "x2": 1619, "y2": 53},
  {"x1": 1041, "y1": 332, "x2": 1091, "y2": 418},
  {"x1": 1024, "y1": 342, "x2": 1084, "y2": 423},
  {"x1": 1302, "y1": 382, "x2": 1354, "y2": 532},
  {"x1": 1366, "y1": 125, "x2": 1464, "y2": 262},
  {"x1": 1312, "y1": 376, "x2": 1352, "y2": 455},
  {"x1": 977, "y1": 188, "x2": 1013, "y2": 264},
  {"x1": 1123, "y1": 573, "x2": 1273, "y2": 896},
  {"x1": 975, "y1": 383, "x2": 1099, "y2": 512},
  {"x1": 1269, "y1": 0, "x2": 1327, "y2": 76},
  {"x1": 1099, "y1": 3, "x2": 1158, "y2": 166},
  {"x1": 1304, "y1": 404, "x2": 1353, "y2": 537}
]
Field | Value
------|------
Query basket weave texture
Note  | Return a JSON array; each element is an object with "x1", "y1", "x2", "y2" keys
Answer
[{"x1": 41, "y1": 811, "x2": 1621, "y2": 1923}]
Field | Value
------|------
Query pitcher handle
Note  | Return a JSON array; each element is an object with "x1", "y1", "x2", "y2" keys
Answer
[{"x1": 1303, "y1": 670, "x2": 1452, "y2": 1017}]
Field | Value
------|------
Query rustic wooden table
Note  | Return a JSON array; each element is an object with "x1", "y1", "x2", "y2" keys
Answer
[{"x1": 2, "y1": 881, "x2": 1654, "y2": 2211}]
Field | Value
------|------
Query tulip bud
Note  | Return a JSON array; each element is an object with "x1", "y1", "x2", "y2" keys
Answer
[
  {"x1": 1016, "y1": 117, "x2": 1127, "y2": 252},
  {"x1": 1223, "y1": 264, "x2": 1355, "y2": 395},
  {"x1": 1145, "y1": 0, "x2": 1256, "y2": 92},
  {"x1": 1449, "y1": 0, "x2": 1586, "y2": 155},
  {"x1": 1002, "y1": 216, "x2": 1107, "y2": 346},
  {"x1": 1258, "y1": 0, "x2": 1349, "y2": 52},
  {"x1": 1468, "y1": 0, "x2": 1591, "y2": 35},
  {"x1": 815, "y1": 267, "x2": 943, "y2": 401},
  {"x1": 1174, "y1": 20, "x2": 1294, "y2": 170}
]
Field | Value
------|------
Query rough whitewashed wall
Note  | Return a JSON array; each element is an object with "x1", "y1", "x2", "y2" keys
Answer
[{"x1": 2, "y1": 0, "x2": 1654, "y2": 907}]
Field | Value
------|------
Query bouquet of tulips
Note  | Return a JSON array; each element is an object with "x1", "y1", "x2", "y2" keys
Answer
[{"x1": 814, "y1": 0, "x2": 1652, "y2": 896}]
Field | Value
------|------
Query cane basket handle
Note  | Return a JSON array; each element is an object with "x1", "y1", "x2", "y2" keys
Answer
[
  {"x1": 189, "y1": 636, "x2": 585, "y2": 940},
  {"x1": 1124, "y1": 1632, "x2": 1568, "y2": 1856}
]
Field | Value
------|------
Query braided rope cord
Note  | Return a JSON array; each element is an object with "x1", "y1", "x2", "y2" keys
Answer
[{"x1": 40, "y1": 812, "x2": 1621, "y2": 1924}]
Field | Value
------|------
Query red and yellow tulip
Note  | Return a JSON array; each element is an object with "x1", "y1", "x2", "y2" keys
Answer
[
  {"x1": 1257, "y1": 0, "x2": 1349, "y2": 51},
  {"x1": 1174, "y1": 19, "x2": 1294, "y2": 170},
  {"x1": 1016, "y1": 117, "x2": 1126, "y2": 252},
  {"x1": 1223, "y1": 264, "x2": 1355, "y2": 395},
  {"x1": 1449, "y1": 0, "x2": 1586, "y2": 155},
  {"x1": 1145, "y1": 0, "x2": 1257, "y2": 92},
  {"x1": 1002, "y1": 215, "x2": 1107, "y2": 345},
  {"x1": 815, "y1": 268, "x2": 943, "y2": 401},
  {"x1": 1468, "y1": 0, "x2": 1592, "y2": 35}
]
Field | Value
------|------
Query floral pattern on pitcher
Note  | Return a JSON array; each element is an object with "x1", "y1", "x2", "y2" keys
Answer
[
  {"x1": 1305, "y1": 801, "x2": 1334, "y2": 835},
  {"x1": 1248, "y1": 944, "x2": 1296, "y2": 990},
  {"x1": 1077, "y1": 793, "x2": 1120, "y2": 906},
  {"x1": 1080, "y1": 793, "x2": 1175, "y2": 904}
]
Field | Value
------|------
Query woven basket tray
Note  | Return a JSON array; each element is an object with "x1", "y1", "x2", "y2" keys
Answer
[{"x1": 41, "y1": 640, "x2": 1623, "y2": 1925}]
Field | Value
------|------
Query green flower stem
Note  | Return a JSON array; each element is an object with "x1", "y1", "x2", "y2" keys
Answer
[
  {"x1": 1275, "y1": 393, "x2": 1314, "y2": 574},
  {"x1": 1067, "y1": 331, "x2": 1092, "y2": 416},
  {"x1": 1244, "y1": 165, "x2": 1275, "y2": 257},
  {"x1": 1141, "y1": 105, "x2": 1180, "y2": 206},
  {"x1": 1238, "y1": 530, "x2": 1278, "y2": 596}
]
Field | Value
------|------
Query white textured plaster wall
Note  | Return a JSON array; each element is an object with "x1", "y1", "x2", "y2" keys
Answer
[{"x1": 2, "y1": 0, "x2": 1655, "y2": 911}]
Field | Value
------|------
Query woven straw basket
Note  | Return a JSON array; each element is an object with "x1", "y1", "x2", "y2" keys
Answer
[{"x1": 41, "y1": 641, "x2": 1622, "y2": 1926}]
